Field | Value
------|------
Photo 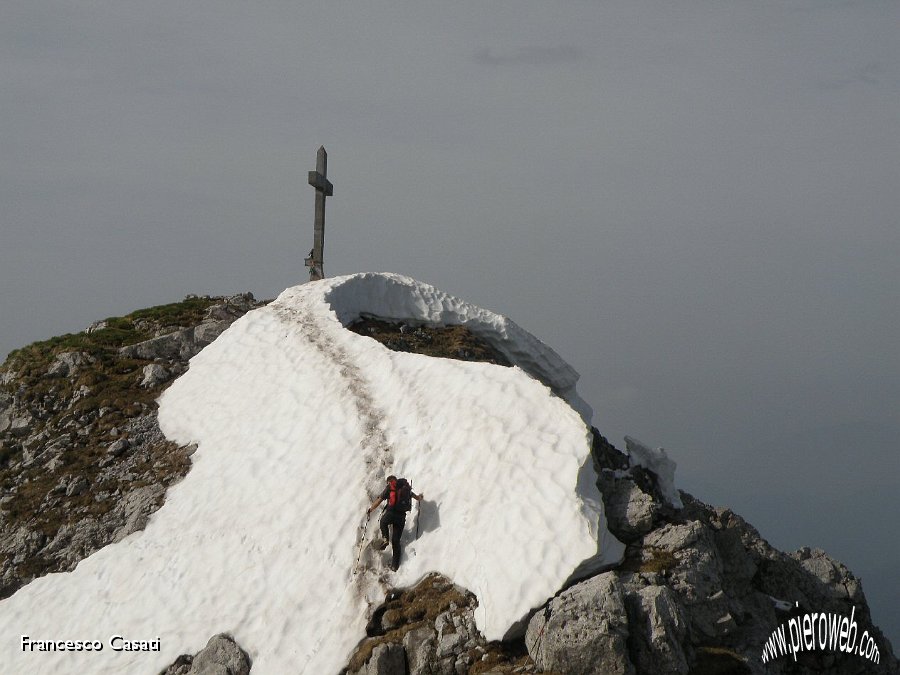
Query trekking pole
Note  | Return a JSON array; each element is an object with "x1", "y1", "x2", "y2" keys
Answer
[
  {"x1": 352, "y1": 509, "x2": 371, "y2": 574},
  {"x1": 414, "y1": 496, "x2": 421, "y2": 540}
]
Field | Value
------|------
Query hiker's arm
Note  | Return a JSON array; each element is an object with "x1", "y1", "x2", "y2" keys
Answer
[
  {"x1": 414, "y1": 492, "x2": 424, "y2": 501},
  {"x1": 367, "y1": 498, "x2": 384, "y2": 515}
]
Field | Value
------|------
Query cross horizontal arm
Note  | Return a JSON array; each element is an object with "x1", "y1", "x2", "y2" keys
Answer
[{"x1": 308, "y1": 171, "x2": 334, "y2": 196}]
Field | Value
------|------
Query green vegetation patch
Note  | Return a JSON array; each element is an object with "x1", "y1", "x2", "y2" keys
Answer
[
  {"x1": 4, "y1": 296, "x2": 218, "y2": 377},
  {"x1": 639, "y1": 547, "x2": 679, "y2": 574},
  {"x1": 348, "y1": 317, "x2": 511, "y2": 366},
  {"x1": 0, "y1": 295, "x2": 219, "y2": 462},
  {"x1": 127, "y1": 296, "x2": 219, "y2": 327},
  {"x1": 618, "y1": 545, "x2": 680, "y2": 575}
]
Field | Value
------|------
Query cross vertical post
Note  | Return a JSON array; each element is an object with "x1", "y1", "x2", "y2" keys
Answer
[{"x1": 305, "y1": 146, "x2": 333, "y2": 281}]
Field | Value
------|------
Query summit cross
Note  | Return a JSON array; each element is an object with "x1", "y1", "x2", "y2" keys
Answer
[{"x1": 305, "y1": 146, "x2": 333, "y2": 281}]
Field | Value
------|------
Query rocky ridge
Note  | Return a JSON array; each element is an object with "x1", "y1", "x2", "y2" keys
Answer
[
  {"x1": 341, "y1": 429, "x2": 899, "y2": 675},
  {"x1": 528, "y1": 431, "x2": 899, "y2": 674},
  {"x1": 1, "y1": 298, "x2": 898, "y2": 674},
  {"x1": 0, "y1": 293, "x2": 265, "y2": 599}
]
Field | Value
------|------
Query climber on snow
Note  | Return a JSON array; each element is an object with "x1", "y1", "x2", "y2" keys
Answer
[{"x1": 366, "y1": 475, "x2": 423, "y2": 571}]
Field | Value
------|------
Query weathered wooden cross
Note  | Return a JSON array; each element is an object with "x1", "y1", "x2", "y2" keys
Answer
[{"x1": 305, "y1": 145, "x2": 333, "y2": 281}]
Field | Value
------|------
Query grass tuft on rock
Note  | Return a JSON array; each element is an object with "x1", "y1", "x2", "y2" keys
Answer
[{"x1": 347, "y1": 317, "x2": 511, "y2": 366}]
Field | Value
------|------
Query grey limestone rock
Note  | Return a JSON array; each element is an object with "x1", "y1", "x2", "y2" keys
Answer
[
  {"x1": 643, "y1": 520, "x2": 723, "y2": 605},
  {"x1": 360, "y1": 643, "x2": 406, "y2": 675},
  {"x1": 118, "y1": 298, "x2": 255, "y2": 365},
  {"x1": 404, "y1": 625, "x2": 437, "y2": 675},
  {"x1": 118, "y1": 327, "x2": 196, "y2": 361},
  {"x1": 141, "y1": 363, "x2": 171, "y2": 388},
  {"x1": 112, "y1": 483, "x2": 166, "y2": 541},
  {"x1": 791, "y1": 546, "x2": 864, "y2": 602},
  {"x1": 624, "y1": 585, "x2": 689, "y2": 675},
  {"x1": 193, "y1": 322, "x2": 230, "y2": 348},
  {"x1": 46, "y1": 351, "x2": 87, "y2": 378},
  {"x1": 159, "y1": 633, "x2": 251, "y2": 675},
  {"x1": 188, "y1": 633, "x2": 252, "y2": 675},
  {"x1": 8, "y1": 413, "x2": 33, "y2": 437},
  {"x1": 598, "y1": 476, "x2": 659, "y2": 542},
  {"x1": 107, "y1": 438, "x2": 131, "y2": 457},
  {"x1": 204, "y1": 293, "x2": 258, "y2": 321},
  {"x1": 65, "y1": 475, "x2": 90, "y2": 497},
  {"x1": 40, "y1": 518, "x2": 107, "y2": 568},
  {"x1": 526, "y1": 572, "x2": 634, "y2": 675},
  {"x1": 117, "y1": 319, "x2": 233, "y2": 363}
]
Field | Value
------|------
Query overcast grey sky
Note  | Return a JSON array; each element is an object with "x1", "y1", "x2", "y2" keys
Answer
[{"x1": 2, "y1": 0, "x2": 898, "y2": 645}]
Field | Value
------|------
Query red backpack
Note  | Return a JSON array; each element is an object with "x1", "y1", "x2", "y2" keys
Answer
[{"x1": 388, "y1": 478, "x2": 413, "y2": 512}]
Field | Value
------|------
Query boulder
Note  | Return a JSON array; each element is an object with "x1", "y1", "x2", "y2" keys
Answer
[
  {"x1": 65, "y1": 475, "x2": 90, "y2": 497},
  {"x1": 119, "y1": 321, "x2": 231, "y2": 363},
  {"x1": 643, "y1": 520, "x2": 723, "y2": 604},
  {"x1": 46, "y1": 352, "x2": 87, "y2": 378},
  {"x1": 188, "y1": 633, "x2": 251, "y2": 675},
  {"x1": 403, "y1": 626, "x2": 437, "y2": 675},
  {"x1": 204, "y1": 294, "x2": 258, "y2": 322},
  {"x1": 160, "y1": 634, "x2": 251, "y2": 675},
  {"x1": 193, "y1": 322, "x2": 229, "y2": 348},
  {"x1": 141, "y1": 364, "x2": 170, "y2": 388},
  {"x1": 526, "y1": 572, "x2": 634, "y2": 675},
  {"x1": 358, "y1": 643, "x2": 406, "y2": 675},
  {"x1": 597, "y1": 476, "x2": 658, "y2": 542},
  {"x1": 107, "y1": 438, "x2": 131, "y2": 457},
  {"x1": 624, "y1": 585, "x2": 690, "y2": 674},
  {"x1": 791, "y1": 546, "x2": 864, "y2": 602},
  {"x1": 118, "y1": 329, "x2": 192, "y2": 361}
]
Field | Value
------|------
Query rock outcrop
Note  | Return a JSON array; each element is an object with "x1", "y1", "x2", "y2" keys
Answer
[
  {"x1": 340, "y1": 431, "x2": 899, "y2": 675},
  {"x1": 0, "y1": 293, "x2": 265, "y2": 599},
  {"x1": 160, "y1": 633, "x2": 252, "y2": 675},
  {"x1": 519, "y1": 432, "x2": 899, "y2": 675},
  {"x1": 343, "y1": 573, "x2": 545, "y2": 675}
]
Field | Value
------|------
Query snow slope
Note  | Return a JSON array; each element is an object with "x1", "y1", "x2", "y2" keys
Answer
[{"x1": 0, "y1": 273, "x2": 625, "y2": 674}]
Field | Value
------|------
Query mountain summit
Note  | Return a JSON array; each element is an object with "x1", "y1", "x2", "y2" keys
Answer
[
  {"x1": 0, "y1": 273, "x2": 625, "y2": 673},
  {"x1": 0, "y1": 273, "x2": 896, "y2": 674}
]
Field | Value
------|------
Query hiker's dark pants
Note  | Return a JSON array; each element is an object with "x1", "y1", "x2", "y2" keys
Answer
[{"x1": 380, "y1": 510, "x2": 406, "y2": 570}]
